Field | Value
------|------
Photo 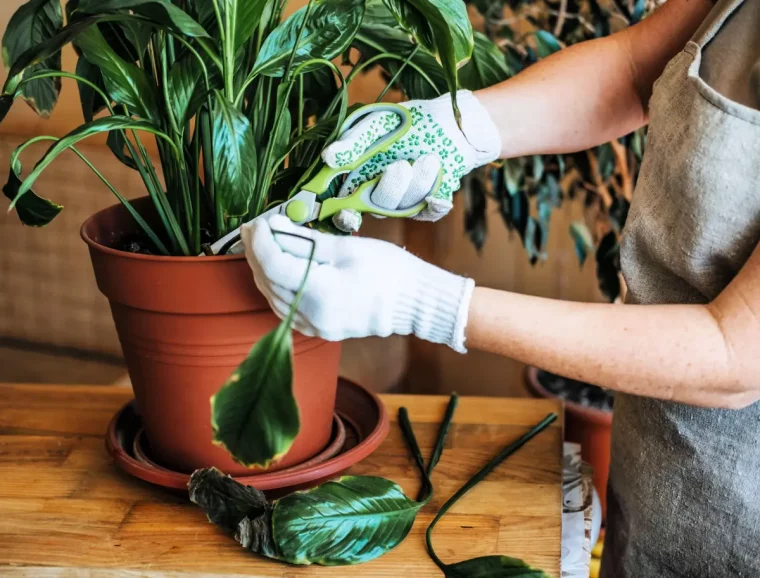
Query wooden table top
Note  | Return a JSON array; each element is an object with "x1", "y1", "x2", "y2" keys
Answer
[{"x1": 0, "y1": 383, "x2": 563, "y2": 577}]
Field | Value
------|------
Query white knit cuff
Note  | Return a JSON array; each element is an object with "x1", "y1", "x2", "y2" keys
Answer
[{"x1": 391, "y1": 263, "x2": 475, "y2": 354}]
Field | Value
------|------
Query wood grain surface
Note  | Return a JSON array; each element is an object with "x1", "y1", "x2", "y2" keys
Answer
[{"x1": 0, "y1": 384, "x2": 563, "y2": 577}]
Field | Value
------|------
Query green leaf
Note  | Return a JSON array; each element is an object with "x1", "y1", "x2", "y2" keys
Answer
[
  {"x1": 464, "y1": 175, "x2": 487, "y2": 252},
  {"x1": 382, "y1": 0, "x2": 434, "y2": 49},
  {"x1": 459, "y1": 31, "x2": 510, "y2": 91},
  {"x1": 533, "y1": 30, "x2": 561, "y2": 59},
  {"x1": 3, "y1": 16, "x2": 101, "y2": 97},
  {"x1": 383, "y1": 0, "x2": 473, "y2": 122},
  {"x1": 596, "y1": 142, "x2": 614, "y2": 180},
  {"x1": 3, "y1": 157, "x2": 62, "y2": 227},
  {"x1": 425, "y1": 414, "x2": 558, "y2": 577},
  {"x1": 253, "y1": 0, "x2": 366, "y2": 78},
  {"x1": 210, "y1": 318, "x2": 299, "y2": 468},
  {"x1": 222, "y1": 0, "x2": 270, "y2": 51},
  {"x1": 2, "y1": 0, "x2": 64, "y2": 117},
  {"x1": 75, "y1": 55, "x2": 108, "y2": 122},
  {"x1": 631, "y1": 0, "x2": 646, "y2": 23},
  {"x1": 211, "y1": 94, "x2": 257, "y2": 219},
  {"x1": 569, "y1": 220, "x2": 594, "y2": 266},
  {"x1": 272, "y1": 476, "x2": 421, "y2": 565},
  {"x1": 0, "y1": 95, "x2": 14, "y2": 124},
  {"x1": 167, "y1": 55, "x2": 204, "y2": 127},
  {"x1": 73, "y1": 0, "x2": 210, "y2": 38},
  {"x1": 271, "y1": 84, "x2": 293, "y2": 164},
  {"x1": 9, "y1": 116, "x2": 174, "y2": 207},
  {"x1": 445, "y1": 556, "x2": 551, "y2": 577},
  {"x1": 75, "y1": 25, "x2": 159, "y2": 121},
  {"x1": 107, "y1": 129, "x2": 138, "y2": 170},
  {"x1": 353, "y1": 1, "x2": 446, "y2": 100}
]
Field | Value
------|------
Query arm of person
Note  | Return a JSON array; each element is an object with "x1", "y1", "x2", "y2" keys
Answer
[
  {"x1": 466, "y1": 242, "x2": 760, "y2": 410},
  {"x1": 475, "y1": 0, "x2": 713, "y2": 158}
]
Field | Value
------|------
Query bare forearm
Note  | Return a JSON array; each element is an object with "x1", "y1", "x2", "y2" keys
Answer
[
  {"x1": 465, "y1": 288, "x2": 753, "y2": 409},
  {"x1": 475, "y1": 0, "x2": 712, "y2": 158}
]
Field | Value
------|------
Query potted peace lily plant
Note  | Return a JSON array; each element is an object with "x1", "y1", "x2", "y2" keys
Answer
[{"x1": 1, "y1": 0, "x2": 501, "y2": 474}]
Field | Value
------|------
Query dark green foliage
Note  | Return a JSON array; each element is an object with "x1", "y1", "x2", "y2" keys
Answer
[
  {"x1": 0, "y1": 0, "x2": 479, "y2": 468},
  {"x1": 463, "y1": 0, "x2": 654, "y2": 301}
]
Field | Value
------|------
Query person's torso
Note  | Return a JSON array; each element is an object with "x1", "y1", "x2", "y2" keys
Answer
[{"x1": 602, "y1": 1, "x2": 760, "y2": 576}]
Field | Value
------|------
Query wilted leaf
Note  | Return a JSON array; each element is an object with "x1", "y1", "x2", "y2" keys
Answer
[
  {"x1": 3, "y1": 157, "x2": 62, "y2": 227},
  {"x1": 253, "y1": 0, "x2": 366, "y2": 78},
  {"x1": 211, "y1": 94, "x2": 257, "y2": 219},
  {"x1": 2, "y1": 0, "x2": 64, "y2": 117},
  {"x1": 272, "y1": 476, "x2": 421, "y2": 565},
  {"x1": 210, "y1": 318, "x2": 298, "y2": 468}
]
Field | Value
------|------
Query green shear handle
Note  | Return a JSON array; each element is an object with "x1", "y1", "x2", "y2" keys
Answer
[{"x1": 298, "y1": 102, "x2": 442, "y2": 219}]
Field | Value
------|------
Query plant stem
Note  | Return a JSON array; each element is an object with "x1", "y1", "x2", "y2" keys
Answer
[
  {"x1": 192, "y1": 127, "x2": 201, "y2": 254},
  {"x1": 73, "y1": 147, "x2": 171, "y2": 256},
  {"x1": 200, "y1": 108, "x2": 223, "y2": 237},
  {"x1": 223, "y1": 0, "x2": 235, "y2": 100},
  {"x1": 376, "y1": 45, "x2": 420, "y2": 102},
  {"x1": 418, "y1": 393, "x2": 458, "y2": 501},
  {"x1": 283, "y1": 0, "x2": 316, "y2": 81},
  {"x1": 398, "y1": 407, "x2": 433, "y2": 505},
  {"x1": 424, "y1": 413, "x2": 558, "y2": 571}
]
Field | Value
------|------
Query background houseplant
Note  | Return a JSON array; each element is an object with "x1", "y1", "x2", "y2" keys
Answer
[
  {"x1": 460, "y1": 0, "x2": 663, "y2": 518},
  {"x1": 2, "y1": 0, "x2": 501, "y2": 473}
]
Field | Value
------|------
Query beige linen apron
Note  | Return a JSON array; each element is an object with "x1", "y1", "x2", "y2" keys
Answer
[{"x1": 601, "y1": 1, "x2": 760, "y2": 576}]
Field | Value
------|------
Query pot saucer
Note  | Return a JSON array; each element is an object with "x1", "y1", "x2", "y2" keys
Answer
[
  {"x1": 132, "y1": 413, "x2": 346, "y2": 474},
  {"x1": 106, "y1": 377, "x2": 389, "y2": 493}
]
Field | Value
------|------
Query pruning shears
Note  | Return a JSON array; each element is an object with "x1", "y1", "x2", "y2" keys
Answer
[{"x1": 204, "y1": 103, "x2": 442, "y2": 256}]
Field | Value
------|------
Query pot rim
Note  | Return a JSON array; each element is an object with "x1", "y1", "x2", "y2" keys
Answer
[
  {"x1": 80, "y1": 200, "x2": 246, "y2": 263},
  {"x1": 524, "y1": 365, "x2": 613, "y2": 425}
]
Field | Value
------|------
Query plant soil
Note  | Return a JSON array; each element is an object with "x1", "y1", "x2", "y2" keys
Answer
[
  {"x1": 115, "y1": 228, "x2": 216, "y2": 255},
  {"x1": 537, "y1": 370, "x2": 614, "y2": 413}
]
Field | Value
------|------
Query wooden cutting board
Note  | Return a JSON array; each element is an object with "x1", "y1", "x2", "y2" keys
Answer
[{"x1": 0, "y1": 383, "x2": 563, "y2": 577}]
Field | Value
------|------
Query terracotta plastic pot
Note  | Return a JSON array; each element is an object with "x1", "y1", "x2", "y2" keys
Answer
[
  {"x1": 81, "y1": 198, "x2": 341, "y2": 476},
  {"x1": 524, "y1": 366, "x2": 612, "y2": 521}
]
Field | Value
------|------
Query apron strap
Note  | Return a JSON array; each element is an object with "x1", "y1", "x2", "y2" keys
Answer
[{"x1": 691, "y1": 0, "x2": 746, "y2": 48}]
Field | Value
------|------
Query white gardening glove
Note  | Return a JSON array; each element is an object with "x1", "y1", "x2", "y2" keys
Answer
[
  {"x1": 241, "y1": 214, "x2": 475, "y2": 353},
  {"x1": 322, "y1": 89, "x2": 501, "y2": 232}
]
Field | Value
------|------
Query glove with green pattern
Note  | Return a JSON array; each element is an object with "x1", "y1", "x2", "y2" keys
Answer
[{"x1": 321, "y1": 90, "x2": 502, "y2": 232}]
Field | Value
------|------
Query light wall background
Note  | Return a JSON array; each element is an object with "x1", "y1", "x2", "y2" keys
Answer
[{"x1": 0, "y1": 1, "x2": 603, "y2": 396}]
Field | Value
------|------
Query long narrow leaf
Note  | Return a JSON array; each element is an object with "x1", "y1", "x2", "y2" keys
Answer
[{"x1": 10, "y1": 116, "x2": 176, "y2": 209}]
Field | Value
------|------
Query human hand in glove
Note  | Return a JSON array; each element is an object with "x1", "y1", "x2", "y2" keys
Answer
[
  {"x1": 323, "y1": 90, "x2": 501, "y2": 232},
  {"x1": 241, "y1": 213, "x2": 475, "y2": 353}
]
